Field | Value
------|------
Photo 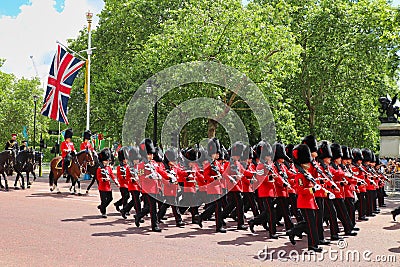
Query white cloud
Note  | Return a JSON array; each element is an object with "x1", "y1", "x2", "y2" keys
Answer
[{"x1": 0, "y1": 0, "x2": 104, "y2": 87}]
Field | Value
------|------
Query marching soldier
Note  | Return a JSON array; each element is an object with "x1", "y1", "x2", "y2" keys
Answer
[
  {"x1": 197, "y1": 138, "x2": 227, "y2": 233},
  {"x1": 114, "y1": 148, "x2": 131, "y2": 213},
  {"x1": 317, "y1": 141, "x2": 342, "y2": 241},
  {"x1": 61, "y1": 129, "x2": 76, "y2": 177},
  {"x1": 120, "y1": 146, "x2": 142, "y2": 219},
  {"x1": 157, "y1": 148, "x2": 185, "y2": 227},
  {"x1": 302, "y1": 135, "x2": 331, "y2": 245},
  {"x1": 221, "y1": 141, "x2": 253, "y2": 230},
  {"x1": 351, "y1": 148, "x2": 368, "y2": 221},
  {"x1": 361, "y1": 148, "x2": 377, "y2": 217},
  {"x1": 240, "y1": 146, "x2": 259, "y2": 217},
  {"x1": 134, "y1": 138, "x2": 168, "y2": 232},
  {"x1": 286, "y1": 144, "x2": 322, "y2": 252},
  {"x1": 330, "y1": 143, "x2": 358, "y2": 235},
  {"x1": 248, "y1": 141, "x2": 278, "y2": 239},
  {"x1": 272, "y1": 142, "x2": 294, "y2": 231},
  {"x1": 96, "y1": 148, "x2": 120, "y2": 218}
]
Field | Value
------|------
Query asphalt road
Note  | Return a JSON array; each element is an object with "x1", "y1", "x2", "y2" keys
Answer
[{"x1": 0, "y1": 174, "x2": 399, "y2": 267}]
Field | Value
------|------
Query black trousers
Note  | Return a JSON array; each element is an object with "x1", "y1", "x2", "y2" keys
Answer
[
  {"x1": 98, "y1": 190, "x2": 113, "y2": 214},
  {"x1": 366, "y1": 190, "x2": 375, "y2": 216},
  {"x1": 356, "y1": 191, "x2": 367, "y2": 218},
  {"x1": 243, "y1": 192, "x2": 259, "y2": 217},
  {"x1": 200, "y1": 194, "x2": 223, "y2": 230},
  {"x1": 276, "y1": 196, "x2": 294, "y2": 230},
  {"x1": 222, "y1": 191, "x2": 245, "y2": 226},
  {"x1": 253, "y1": 197, "x2": 276, "y2": 235},
  {"x1": 333, "y1": 198, "x2": 353, "y2": 233},
  {"x1": 289, "y1": 193, "x2": 303, "y2": 222},
  {"x1": 315, "y1": 197, "x2": 325, "y2": 240},
  {"x1": 344, "y1": 197, "x2": 356, "y2": 227},
  {"x1": 157, "y1": 196, "x2": 182, "y2": 223},
  {"x1": 377, "y1": 187, "x2": 385, "y2": 207},
  {"x1": 122, "y1": 190, "x2": 141, "y2": 214},
  {"x1": 115, "y1": 187, "x2": 130, "y2": 208},
  {"x1": 301, "y1": 209, "x2": 319, "y2": 247},
  {"x1": 324, "y1": 198, "x2": 339, "y2": 236},
  {"x1": 136, "y1": 193, "x2": 159, "y2": 228}
]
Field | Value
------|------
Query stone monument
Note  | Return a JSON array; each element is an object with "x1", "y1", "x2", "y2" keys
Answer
[{"x1": 378, "y1": 93, "x2": 400, "y2": 157}]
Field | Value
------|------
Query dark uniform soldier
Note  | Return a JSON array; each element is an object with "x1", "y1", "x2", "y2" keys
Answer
[
  {"x1": 20, "y1": 140, "x2": 28, "y2": 151},
  {"x1": 5, "y1": 133, "x2": 19, "y2": 151}
]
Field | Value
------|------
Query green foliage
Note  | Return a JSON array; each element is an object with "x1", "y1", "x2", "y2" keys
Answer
[{"x1": 63, "y1": 0, "x2": 400, "y2": 151}]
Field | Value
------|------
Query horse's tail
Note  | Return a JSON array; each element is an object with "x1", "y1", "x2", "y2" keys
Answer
[{"x1": 49, "y1": 170, "x2": 54, "y2": 187}]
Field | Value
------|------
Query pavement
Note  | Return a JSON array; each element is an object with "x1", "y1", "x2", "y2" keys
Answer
[{"x1": 0, "y1": 174, "x2": 399, "y2": 267}]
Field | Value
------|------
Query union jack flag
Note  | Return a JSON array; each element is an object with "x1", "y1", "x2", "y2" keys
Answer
[{"x1": 41, "y1": 44, "x2": 85, "y2": 124}]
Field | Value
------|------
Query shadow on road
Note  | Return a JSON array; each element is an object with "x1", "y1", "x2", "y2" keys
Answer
[
  {"x1": 388, "y1": 246, "x2": 400, "y2": 254},
  {"x1": 383, "y1": 222, "x2": 400, "y2": 231},
  {"x1": 26, "y1": 192, "x2": 88, "y2": 199},
  {"x1": 91, "y1": 227, "x2": 152, "y2": 237}
]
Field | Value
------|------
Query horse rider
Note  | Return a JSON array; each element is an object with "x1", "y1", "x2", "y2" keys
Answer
[
  {"x1": 5, "y1": 133, "x2": 19, "y2": 152},
  {"x1": 80, "y1": 130, "x2": 95, "y2": 152},
  {"x1": 61, "y1": 129, "x2": 76, "y2": 177},
  {"x1": 20, "y1": 140, "x2": 28, "y2": 152}
]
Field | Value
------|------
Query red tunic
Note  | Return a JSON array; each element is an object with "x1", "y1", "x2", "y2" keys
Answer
[
  {"x1": 351, "y1": 165, "x2": 367, "y2": 193},
  {"x1": 127, "y1": 164, "x2": 141, "y2": 191},
  {"x1": 180, "y1": 163, "x2": 204, "y2": 193},
  {"x1": 116, "y1": 164, "x2": 130, "y2": 189},
  {"x1": 61, "y1": 140, "x2": 75, "y2": 158},
  {"x1": 203, "y1": 160, "x2": 224, "y2": 195},
  {"x1": 80, "y1": 141, "x2": 94, "y2": 151},
  {"x1": 96, "y1": 166, "x2": 118, "y2": 191},
  {"x1": 241, "y1": 162, "x2": 256, "y2": 193},
  {"x1": 294, "y1": 172, "x2": 318, "y2": 210},
  {"x1": 273, "y1": 162, "x2": 290, "y2": 198},
  {"x1": 138, "y1": 160, "x2": 168, "y2": 194},
  {"x1": 330, "y1": 165, "x2": 345, "y2": 199},
  {"x1": 255, "y1": 161, "x2": 277, "y2": 198}
]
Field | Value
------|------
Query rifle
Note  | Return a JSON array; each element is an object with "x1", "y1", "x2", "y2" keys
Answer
[{"x1": 295, "y1": 163, "x2": 335, "y2": 199}]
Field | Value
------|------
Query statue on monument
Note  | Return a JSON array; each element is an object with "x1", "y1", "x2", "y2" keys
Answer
[{"x1": 379, "y1": 93, "x2": 400, "y2": 123}]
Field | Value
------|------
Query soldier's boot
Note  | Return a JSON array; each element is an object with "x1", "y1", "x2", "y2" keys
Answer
[
  {"x1": 391, "y1": 207, "x2": 400, "y2": 221},
  {"x1": 4, "y1": 180, "x2": 9, "y2": 191},
  {"x1": 0, "y1": 182, "x2": 4, "y2": 189}
]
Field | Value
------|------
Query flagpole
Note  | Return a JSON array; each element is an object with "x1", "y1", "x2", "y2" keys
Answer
[{"x1": 86, "y1": 11, "x2": 93, "y2": 131}]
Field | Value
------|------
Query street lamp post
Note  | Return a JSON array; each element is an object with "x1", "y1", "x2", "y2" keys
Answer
[
  {"x1": 33, "y1": 95, "x2": 38, "y2": 150},
  {"x1": 86, "y1": 11, "x2": 93, "y2": 131},
  {"x1": 146, "y1": 82, "x2": 158, "y2": 146}
]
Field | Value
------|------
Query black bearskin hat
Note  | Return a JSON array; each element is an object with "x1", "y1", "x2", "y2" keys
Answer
[
  {"x1": 128, "y1": 146, "x2": 141, "y2": 161},
  {"x1": 241, "y1": 145, "x2": 254, "y2": 161},
  {"x1": 352, "y1": 148, "x2": 363, "y2": 162},
  {"x1": 231, "y1": 141, "x2": 245, "y2": 157},
  {"x1": 164, "y1": 148, "x2": 178, "y2": 162},
  {"x1": 361, "y1": 148, "x2": 373, "y2": 163},
  {"x1": 317, "y1": 141, "x2": 332, "y2": 159},
  {"x1": 330, "y1": 143, "x2": 343, "y2": 160},
  {"x1": 285, "y1": 144, "x2": 294, "y2": 160},
  {"x1": 64, "y1": 128, "x2": 73, "y2": 139},
  {"x1": 207, "y1": 138, "x2": 221, "y2": 155},
  {"x1": 118, "y1": 148, "x2": 126, "y2": 162},
  {"x1": 292, "y1": 144, "x2": 312, "y2": 165},
  {"x1": 256, "y1": 141, "x2": 273, "y2": 159},
  {"x1": 98, "y1": 148, "x2": 111, "y2": 161},
  {"x1": 83, "y1": 130, "x2": 91, "y2": 141},
  {"x1": 139, "y1": 138, "x2": 156, "y2": 156},
  {"x1": 185, "y1": 148, "x2": 198, "y2": 161},
  {"x1": 153, "y1": 147, "x2": 164, "y2": 162},
  {"x1": 341, "y1": 145, "x2": 352, "y2": 160},
  {"x1": 273, "y1": 142, "x2": 290, "y2": 162},
  {"x1": 302, "y1": 135, "x2": 318, "y2": 153}
]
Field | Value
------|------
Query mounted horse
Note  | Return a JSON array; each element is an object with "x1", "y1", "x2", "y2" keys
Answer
[
  {"x1": 0, "y1": 150, "x2": 15, "y2": 191},
  {"x1": 13, "y1": 149, "x2": 36, "y2": 189},
  {"x1": 49, "y1": 150, "x2": 94, "y2": 194}
]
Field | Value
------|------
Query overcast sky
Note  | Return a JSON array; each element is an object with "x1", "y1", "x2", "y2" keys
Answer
[{"x1": 0, "y1": 0, "x2": 399, "y2": 88}]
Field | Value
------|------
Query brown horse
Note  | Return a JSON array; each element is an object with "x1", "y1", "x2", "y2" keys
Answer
[{"x1": 49, "y1": 150, "x2": 94, "y2": 194}]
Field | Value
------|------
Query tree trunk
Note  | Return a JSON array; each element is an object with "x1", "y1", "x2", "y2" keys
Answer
[{"x1": 207, "y1": 119, "x2": 218, "y2": 138}]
